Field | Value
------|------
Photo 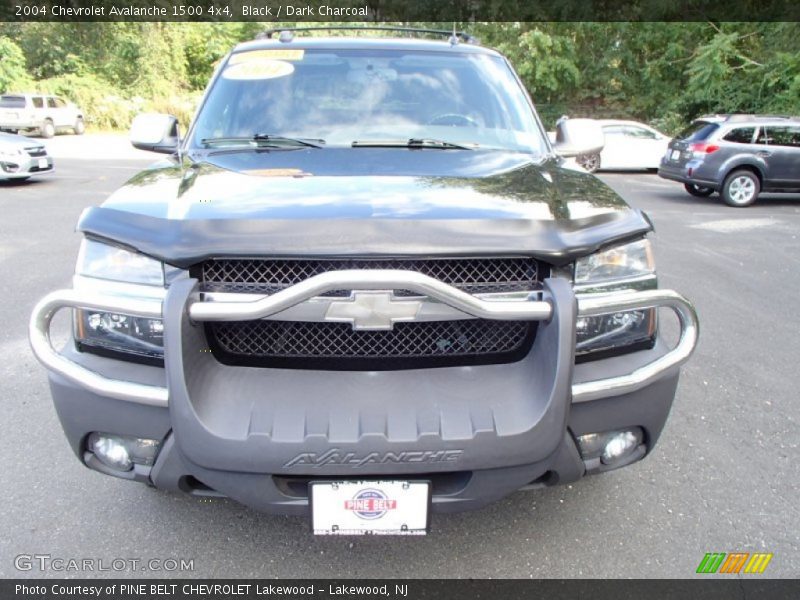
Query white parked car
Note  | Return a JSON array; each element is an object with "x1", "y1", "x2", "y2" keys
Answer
[
  {"x1": 0, "y1": 131, "x2": 54, "y2": 181},
  {"x1": 575, "y1": 120, "x2": 671, "y2": 172},
  {"x1": 0, "y1": 93, "x2": 85, "y2": 138}
]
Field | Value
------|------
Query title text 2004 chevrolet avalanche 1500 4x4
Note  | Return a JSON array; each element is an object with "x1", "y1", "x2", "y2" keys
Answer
[{"x1": 30, "y1": 29, "x2": 698, "y2": 535}]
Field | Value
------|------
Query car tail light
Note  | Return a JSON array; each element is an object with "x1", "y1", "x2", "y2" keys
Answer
[{"x1": 690, "y1": 143, "x2": 720, "y2": 155}]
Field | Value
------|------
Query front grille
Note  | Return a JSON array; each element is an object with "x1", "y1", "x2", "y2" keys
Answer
[
  {"x1": 25, "y1": 146, "x2": 46, "y2": 157},
  {"x1": 207, "y1": 319, "x2": 535, "y2": 370},
  {"x1": 199, "y1": 257, "x2": 542, "y2": 369},
  {"x1": 199, "y1": 257, "x2": 540, "y2": 296}
]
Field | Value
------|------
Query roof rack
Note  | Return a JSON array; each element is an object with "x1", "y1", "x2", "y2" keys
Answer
[
  {"x1": 255, "y1": 26, "x2": 479, "y2": 45},
  {"x1": 728, "y1": 114, "x2": 799, "y2": 122},
  {"x1": 698, "y1": 113, "x2": 799, "y2": 122}
]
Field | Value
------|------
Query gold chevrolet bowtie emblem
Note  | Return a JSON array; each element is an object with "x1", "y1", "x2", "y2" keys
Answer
[{"x1": 325, "y1": 291, "x2": 422, "y2": 331}]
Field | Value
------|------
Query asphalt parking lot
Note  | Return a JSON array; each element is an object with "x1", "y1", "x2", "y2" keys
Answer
[{"x1": 1, "y1": 135, "x2": 798, "y2": 578}]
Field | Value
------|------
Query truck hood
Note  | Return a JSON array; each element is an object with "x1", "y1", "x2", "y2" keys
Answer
[{"x1": 79, "y1": 148, "x2": 651, "y2": 267}]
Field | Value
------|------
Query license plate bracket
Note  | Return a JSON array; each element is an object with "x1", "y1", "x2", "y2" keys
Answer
[{"x1": 310, "y1": 480, "x2": 431, "y2": 536}]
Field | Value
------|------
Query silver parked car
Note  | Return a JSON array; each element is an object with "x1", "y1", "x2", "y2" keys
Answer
[
  {"x1": 0, "y1": 93, "x2": 85, "y2": 138},
  {"x1": 658, "y1": 114, "x2": 800, "y2": 207},
  {"x1": 0, "y1": 131, "x2": 54, "y2": 181}
]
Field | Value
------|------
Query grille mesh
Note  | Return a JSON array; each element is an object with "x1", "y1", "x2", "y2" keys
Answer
[
  {"x1": 200, "y1": 257, "x2": 540, "y2": 368},
  {"x1": 210, "y1": 319, "x2": 532, "y2": 361},
  {"x1": 201, "y1": 258, "x2": 539, "y2": 295}
]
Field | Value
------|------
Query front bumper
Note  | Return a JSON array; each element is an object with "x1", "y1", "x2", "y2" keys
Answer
[
  {"x1": 31, "y1": 272, "x2": 698, "y2": 515},
  {"x1": 1, "y1": 154, "x2": 54, "y2": 179}
]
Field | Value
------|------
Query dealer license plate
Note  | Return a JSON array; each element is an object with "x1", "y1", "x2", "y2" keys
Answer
[
  {"x1": 670, "y1": 149, "x2": 681, "y2": 161},
  {"x1": 38, "y1": 158, "x2": 48, "y2": 169},
  {"x1": 311, "y1": 480, "x2": 430, "y2": 535}
]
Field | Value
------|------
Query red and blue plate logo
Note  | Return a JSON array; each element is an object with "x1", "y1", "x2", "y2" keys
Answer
[{"x1": 344, "y1": 488, "x2": 397, "y2": 520}]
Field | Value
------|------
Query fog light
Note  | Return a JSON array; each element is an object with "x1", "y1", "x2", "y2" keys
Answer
[
  {"x1": 601, "y1": 430, "x2": 641, "y2": 464},
  {"x1": 576, "y1": 427, "x2": 643, "y2": 465},
  {"x1": 87, "y1": 433, "x2": 161, "y2": 472},
  {"x1": 88, "y1": 434, "x2": 132, "y2": 471}
]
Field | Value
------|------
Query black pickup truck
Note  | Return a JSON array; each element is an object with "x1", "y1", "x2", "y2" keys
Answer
[{"x1": 30, "y1": 29, "x2": 698, "y2": 536}]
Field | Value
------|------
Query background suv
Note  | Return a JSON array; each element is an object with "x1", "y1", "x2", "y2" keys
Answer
[
  {"x1": 0, "y1": 93, "x2": 85, "y2": 138},
  {"x1": 658, "y1": 114, "x2": 800, "y2": 207}
]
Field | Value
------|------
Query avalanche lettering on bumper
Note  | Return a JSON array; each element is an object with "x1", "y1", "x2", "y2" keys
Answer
[{"x1": 283, "y1": 449, "x2": 464, "y2": 468}]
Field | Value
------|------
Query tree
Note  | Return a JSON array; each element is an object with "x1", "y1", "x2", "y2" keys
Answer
[{"x1": 0, "y1": 36, "x2": 31, "y2": 92}]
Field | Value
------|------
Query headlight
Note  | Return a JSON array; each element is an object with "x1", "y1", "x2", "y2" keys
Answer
[
  {"x1": 574, "y1": 238, "x2": 654, "y2": 284},
  {"x1": 73, "y1": 240, "x2": 165, "y2": 361},
  {"x1": 0, "y1": 147, "x2": 23, "y2": 159},
  {"x1": 76, "y1": 239, "x2": 164, "y2": 285},
  {"x1": 574, "y1": 239, "x2": 657, "y2": 359}
]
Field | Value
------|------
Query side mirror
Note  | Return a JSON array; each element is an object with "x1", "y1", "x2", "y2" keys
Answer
[
  {"x1": 130, "y1": 113, "x2": 180, "y2": 154},
  {"x1": 553, "y1": 118, "x2": 605, "y2": 158}
]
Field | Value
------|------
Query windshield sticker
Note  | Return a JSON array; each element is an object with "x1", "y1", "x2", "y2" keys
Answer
[
  {"x1": 222, "y1": 60, "x2": 294, "y2": 81},
  {"x1": 228, "y1": 49, "x2": 305, "y2": 64}
]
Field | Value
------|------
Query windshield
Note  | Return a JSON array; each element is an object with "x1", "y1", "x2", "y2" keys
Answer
[{"x1": 190, "y1": 47, "x2": 546, "y2": 154}]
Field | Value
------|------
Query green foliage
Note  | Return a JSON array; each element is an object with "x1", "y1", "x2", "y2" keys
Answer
[
  {"x1": 0, "y1": 36, "x2": 31, "y2": 92},
  {"x1": 499, "y1": 28, "x2": 581, "y2": 99},
  {"x1": 686, "y1": 30, "x2": 759, "y2": 113},
  {"x1": 648, "y1": 111, "x2": 688, "y2": 137},
  {"x1": 679, "y1": 24, "x2": 800, "y2": 119}
]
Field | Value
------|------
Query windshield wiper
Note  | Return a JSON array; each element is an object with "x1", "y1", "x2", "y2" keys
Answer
[
  {"x1": 201, "y1": 134, "x2": 325, "y2": 149},
  {"x1": 351, "y1": 138, "x2": 475, "y2": 150}
]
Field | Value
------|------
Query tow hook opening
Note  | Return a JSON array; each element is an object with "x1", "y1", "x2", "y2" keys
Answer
[
  {"x1": 520, "y1": 470, "x2": 559, "y2": 490},
  {"x1": 178, "y1": 475, "x2": 226, "y2": 498}
]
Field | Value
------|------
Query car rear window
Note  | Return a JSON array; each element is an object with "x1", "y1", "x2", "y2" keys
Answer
[
  {"x1": 677, "y1": 121, "x2": 719, "y2": 142},
  {"x1": 0, "y1": 96, "x2": 26, "y2": 108},
  {"x1": 722, "y1": 127, "x2": 755, "y2": 143}
]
